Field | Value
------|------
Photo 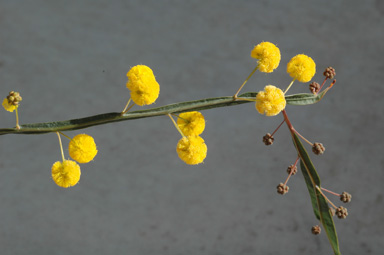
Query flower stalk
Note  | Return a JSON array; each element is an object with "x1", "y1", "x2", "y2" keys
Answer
[
  {"x1": 56, "y1": 132, "x2": 65, "y2": 162},
  {"x1": 15, "y1": 108, "x2": 20, "y2": 130},
  {"x1": 233, "y1": 65, "x2": 259, "y2": 98},
  {"x1": 168, "y1": 114, "x2": 186, "y2": 138}
]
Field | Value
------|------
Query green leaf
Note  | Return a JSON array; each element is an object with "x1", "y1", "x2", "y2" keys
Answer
[
  {"x1": 292, "y1": 133, "x2": 320, "y2": 186},
  {"x1": 300, "y1": 160, "x2": 320, "y2": 220},
  {"x1": 316, "y1": 187, "x2": 341, "y2": 255},
  {"x1": 293, "y1": 133, "x2": 340, "y2": 255},
  {"x1": 285, "y1": 89, "x2": 330, "y2": 106}
]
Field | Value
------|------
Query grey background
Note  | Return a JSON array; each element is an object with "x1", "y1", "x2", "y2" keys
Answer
[{"x1": 0, "y1": 0, "x2": 383, "y2": 254}]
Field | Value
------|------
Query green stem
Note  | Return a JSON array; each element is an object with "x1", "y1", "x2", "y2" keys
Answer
[{"x1": 0, "y1": 91, "x2": 328, "y2": 135}]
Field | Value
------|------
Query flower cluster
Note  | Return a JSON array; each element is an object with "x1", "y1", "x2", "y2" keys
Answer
[
  {"x1": 177, "y1": 111, "x2": 205, "y2": 136},
  {"x1": 51, "y1": 160, "x2": 81, "y2": 188},
  {"x1": 233, "y1": 42, "x2": 281, "y2": 98},
  {"x1": 255, "y1": 85, "x2": 286, "y2": 116},
  {"x1": 236, "y1": 42, "x2": 349, "y2": 250},
  {"x1": 51, "y1": 133, "x2": 98, "y2": 188},
  {"x1": 287, "y1": 54, "x2": 316, "y2": 83},
  {"x1": 126, "y1": 65, "x2": 160, "y2": 106},
  {"x1": 238, "y1": 42, "x2": 322, "y2": 118},
  {"x1": 2, "y1": 91, "x2": 23, "y2": 129},
  {"x1": 169, "y1": 111, "x2": 207, "y2": 165},
  {"x1": 2, "y1": 91, "x2": 22, "y2": 112},
  {"x1": 69, "y1": 134, "x2": 98, "y2": 163},
  {"x1": 176, "y1": 135, "x2": 207, "y2": 165},
  {"x1": 251, "y1": 42, "x2": 281, "y2": 73}
]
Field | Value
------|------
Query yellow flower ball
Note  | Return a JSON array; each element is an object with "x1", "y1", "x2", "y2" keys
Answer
[
  {"x1": 69, "y1": 134, "x2": 98, "y2": 163},
  {"x1": 51, "y1": 160, "x2": 81, "y2": 188},
  {"x1": 256, "y1": 85, "x2": 286, "y2": 116},
  {"x1": 251, "y1": 42, "x2": 281, "y2": 73},
  {"x1": 287, "y1": 54, "x2": 316, "y2": 83},
  {"x1": 176, "y1": 136, "x2": 207, "y2": 165},
  {"x1": 126, "y1": 65, "x2": 160, "y2": 106},
  {"x1": 177, "y1": 111, "x2": 205, "y2": 136},
  {"x1": 2, "y1": 98, "x2": 17, "y2": 112}
]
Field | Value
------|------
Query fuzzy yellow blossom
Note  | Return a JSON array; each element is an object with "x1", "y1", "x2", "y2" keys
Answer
[
  {"x1": 251, "y1": 42, "x2": 281, "y2": 73},
  {"x1": 2, "y1": 91, "x2": 22, "y2": 112},
  {"x1": 177, "y1": 111, "x2": 205, "y2": 136},
  {"x1": 176, "y1": 135, "x2": 207, "y2": 165},
  {"x1": 69, "y1": 134, "x2": 98, "y2": 163},
  {"x1": 287, "y1": 54, "x2": 316, "y2": 83},
  {"x1": 51, "y1": 160, "x2": 81, "y2": 188},
  {"x1": 2, "y1": 98, "x2": 17, "y2": 112},
  {"x1": 126, "y1": 65, "x2": 160, "y2": 106},
  {"x1": 256, "y1": 85, "x2": 286, "y2": 116}
]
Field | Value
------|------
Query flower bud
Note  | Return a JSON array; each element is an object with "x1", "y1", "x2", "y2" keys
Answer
[
  {"x1": 311, "y1": 225, "x2": 321, "y2": 235},
  {"x1": 262, "y1": 133, "x2": 274, "y2": 145},
  {"x1": 7, "y1": 91, "x2": 22, "y2": 106},
  {"x1": 2, "y1": 91, "x2": 22, "y2": 112},
  {"x1": 287, "y1": 164, "x2": 297, "y2": 175},
  {"x1": 312, "y1": 142, "x2": 325, "y2": 155},
  {"x1": 335, "y1": 206, "x2": 348, "y2": 219},
  {"x1": 277, "y1": 183, "x2": 289, "y2": 195},
  {"x1": 323, "y1": 67, "x2": 336, "y2": 79},
  {"x1": 309, "y1": 82, "x2": 320, "y2": 94},
  {"x1": 340, "y1": 192, "x2": 352, "y2": 203}
]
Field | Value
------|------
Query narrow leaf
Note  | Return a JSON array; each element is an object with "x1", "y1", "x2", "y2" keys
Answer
[
  {"x1": 300, "y1": 160, "x2": 320, "y2": 220},
  {"x1": 285, "y1": 89, "x2": 329, "y2": 105},
  {"x1": 292, "y1": 133, "x2": 321, "y2": 186},
  {"x1": 292, "y1": 133, "x2": 340, "y2": 255},
  {"x1": 316, "y1": 188, "x2": 341, "y2": 255}
]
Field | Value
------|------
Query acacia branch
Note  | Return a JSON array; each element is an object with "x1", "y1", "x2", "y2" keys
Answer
[{"x1": 0, "y1": 91, "x2": 328, "y2": 135}]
